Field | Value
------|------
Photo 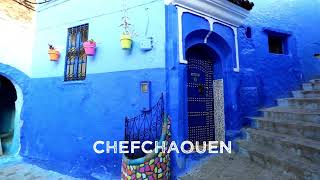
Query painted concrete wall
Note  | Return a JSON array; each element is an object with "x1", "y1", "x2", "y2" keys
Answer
[
  {"x1": 21, "y1": 69, "x2": 166, "y2": 178},
  {"x1": 21, "y1": 0, "x2": 166, "y2": 179},
  {"x1": 32, "y1": 0, "x2": 166, "y2": 78},
  {"x1": 241, "y1": 0, "x2": 320, "y2": 81},
  {"x1": 0, "y1": 1, "x2": 35, "y2": 76},
  {"x1": 10, "y1": 0, "x2": 320, "y2": 179},
  {"x1": 165, "y1": 1, "x2": 320, "y2": 178},
  {"x1": 238, "y1": 0, "x2": 320, "y2": 125}
]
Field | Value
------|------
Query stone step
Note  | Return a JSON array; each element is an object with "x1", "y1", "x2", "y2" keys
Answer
[
  {"x1": 303, "y1": 82, "x2": 320, "y2": 91},
  {"x1": 244, "y1": 128, "x2": 320, "y2": 163},
  {"x1": 237, "y1": 140, "x2": 320, "y2": 180},
  {"x1": 292, "y1": 90, "x2": 320, "y2": 98},
  {"x1": 277, "y1": 98, "x2": 320, "y2": 110},
  {"x1": 251, "y1": 117, "x2": 320, "y2": 141},
  {"x1": 261, "y1": 107, "x2": 320, "y2": 123},
  {"x1": 179, "y1": 153, "x2": 296, "y2": 180},
  {"x1": 310, "y1": 79, "x2": 320, "y2": 83}
]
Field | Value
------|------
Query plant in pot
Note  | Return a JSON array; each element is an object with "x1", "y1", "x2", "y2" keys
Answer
[
  {"x1": 120, "y1": 18, "x2": 133, "y2": 49},
  {"x1": 120, "y1": 0, "x2": 135, "y2": 49},
  {"x1": 48, "y1": 44, "x2": 60, "y2": 61},
  {"x1": 83, "y1": 39, "x2": 96, "y2": 56}
]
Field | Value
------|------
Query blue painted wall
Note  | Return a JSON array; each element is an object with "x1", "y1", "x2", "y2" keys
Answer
[
  {"x1": 241, "y1": 0, "x2": 320, "y2": 81},
  {"x1": 13, "y1": 0, "x2": 320, "y2": 179},
  {"x1": 165, "y1": 1, "x2": 320, "y2": 179},
  {"x1": 165, "y1": 5, "x2": 242, "y2": 179},
  {"x1": 32, "y1": 0, "x2": 165, "y2": 78},
  {"x1": 22, "y1": 0, "x2": 167, "y2": 179},
  {"x1": 21, "y1": 69, "x2": 166, "y2": 178},
  {"x1": 238, "y1": 0, "x2": 320, "y2": 124}
]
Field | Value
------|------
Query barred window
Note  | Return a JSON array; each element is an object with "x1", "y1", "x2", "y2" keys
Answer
[{"x1": 64, "y1": 24, "x2": 88, "y2": 81}]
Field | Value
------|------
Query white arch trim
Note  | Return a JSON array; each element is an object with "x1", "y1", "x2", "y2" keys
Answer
[
  {"x1": 11, "y1": 82, "x2": 23, "y2": 155},
  {"x1": 170, "y1": 0, "x2": 250, "y2": 72}
]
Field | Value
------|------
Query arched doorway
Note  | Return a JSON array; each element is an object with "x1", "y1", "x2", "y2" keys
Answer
[
  {"x1": 0, "y1": 75, "x2": 17, "y2": 156},
  {"x1": 186, "y1": 44, "x2": 226, "y2": 143}
]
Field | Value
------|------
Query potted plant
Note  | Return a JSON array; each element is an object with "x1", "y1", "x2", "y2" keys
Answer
[
  {"x1": 120, "y1": 1, "x2": 134, "y2": 49},
  {"x1": 48, "y1": 44, "x2": 60, "y2": 61},
  {"x1": 120, "y1": 24, "x2": 133, "y2": 49},
  {"x1": 83, "y1": 39, "x2": 96, "y2": 56}
]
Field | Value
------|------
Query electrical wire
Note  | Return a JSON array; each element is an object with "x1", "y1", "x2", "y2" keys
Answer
[
  {"x1": 38, "y1": 0, "x2": 162, "y2": 31},
  {"x1": 36, "y1": 0, "x2": 71, "y2": 12},
  {"x1": 11, "y1": 0, "x2": 35, "y2": 11},
  {"x1": 11, "y1": 0, "x2": 53, "y2": 11},
  {"x1": 144, "y1": 8, "x2": 150, "y2": 37},
  {"x1": 24, "y1": 0, "x2": 52, "y2": 4}
]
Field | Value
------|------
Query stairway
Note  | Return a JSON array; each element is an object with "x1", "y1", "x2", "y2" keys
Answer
[{"x1": 238, "y1": 78, "x2": 320, "y2": 180}]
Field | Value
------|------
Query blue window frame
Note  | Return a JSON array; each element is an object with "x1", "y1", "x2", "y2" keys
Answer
[{"x1": 64, "y1": 24, "x2": 88, "y2": 81}]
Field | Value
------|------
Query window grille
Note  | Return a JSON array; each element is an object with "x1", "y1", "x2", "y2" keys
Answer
[
  {"x1": 124, "y1": 94, "x2": 164, "y2": 159},
  {"x1": 64, "y1": 24, "x2": 88, "y2": 81}
]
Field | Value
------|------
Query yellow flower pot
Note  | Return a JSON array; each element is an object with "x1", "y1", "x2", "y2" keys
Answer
[
  {"x1": 48, "y1": 49, "x2": 60, "y2": 61},
  {"x1": 121, "y1": 34, "x2": 132, "y2": 49}
]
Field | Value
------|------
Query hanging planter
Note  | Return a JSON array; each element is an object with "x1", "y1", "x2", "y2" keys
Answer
[
  {"x1": 48, "y1": 44, "x2": 60, "y2": 61},
  {"x1": 83, "y1": 39, "x2": 96, "y2": 56},
  {"x1": 119, "y1": 0, "x2": 135, "y2": 50},
  {"x1": 120, "y1": 34, "x2": 132, "y2": 49}
]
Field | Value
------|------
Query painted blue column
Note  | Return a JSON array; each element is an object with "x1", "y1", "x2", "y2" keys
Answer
[{"x1": 165, "y1": 5, "x2": 190, "y2": 179}]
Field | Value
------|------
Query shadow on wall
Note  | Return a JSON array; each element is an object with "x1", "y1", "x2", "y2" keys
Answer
[{"x1": 0, "y1": 75, "x2": 20, "y2": 156}]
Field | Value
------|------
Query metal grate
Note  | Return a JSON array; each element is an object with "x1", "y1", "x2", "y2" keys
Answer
[
  {"x1": 124, "y1": 94, "x2": 164, "y2": 159},
  {"x1": 64, "y1": 24, "x2": 88, "y2": 81}
]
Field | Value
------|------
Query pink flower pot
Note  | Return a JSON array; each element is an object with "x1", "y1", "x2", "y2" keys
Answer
[{"x1": 83, "y1": 41, "x2": 96, "y2": 56}]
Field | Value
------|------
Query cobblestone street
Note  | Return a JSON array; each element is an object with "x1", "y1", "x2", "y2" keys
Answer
[
  {"x1": 179, "y1": 154, "x2": 296, "y2": 180},
  {"x1": 0, "y1": 162, "x2": 78, "y2": 180}
]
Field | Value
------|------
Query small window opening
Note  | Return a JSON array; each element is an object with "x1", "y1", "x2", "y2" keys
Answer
[
  {"x1": 264, "y1": 29, "x2": 290, "y2": 55},
  {"x1": 246, "y1": 27, "x2": 252, "y2": 38},
  {"x1": 268, "y1": 35, "x2": 285, "y2": 54}
]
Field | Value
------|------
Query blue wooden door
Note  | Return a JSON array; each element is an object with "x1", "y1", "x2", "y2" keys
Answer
[{"x1": 187, "y1": 57, "x2": 215, "y2": 143}]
